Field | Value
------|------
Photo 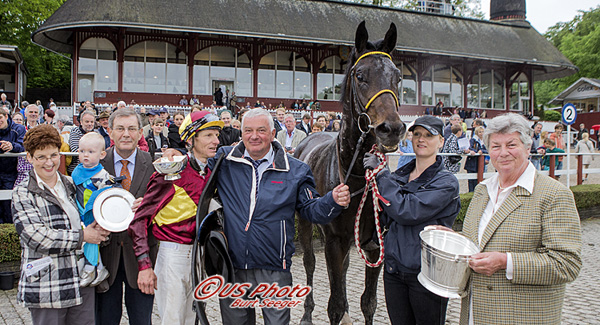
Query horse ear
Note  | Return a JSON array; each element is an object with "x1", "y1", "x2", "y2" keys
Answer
[
  {"x1": 355, "y1": 21, "x2": 368, "y2": 53},
  {"x1": 381, "y1": 23, "x2": 397, "y2": 54}
]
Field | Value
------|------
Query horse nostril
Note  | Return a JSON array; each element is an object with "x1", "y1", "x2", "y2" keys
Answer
[{"x1": 376, "y1": 123, "x2": 391, "y2": 135}]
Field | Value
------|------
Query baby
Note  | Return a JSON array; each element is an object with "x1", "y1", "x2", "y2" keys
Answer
[{"x1": 71, "y1": 132, "x2": 114, "y2": 287}]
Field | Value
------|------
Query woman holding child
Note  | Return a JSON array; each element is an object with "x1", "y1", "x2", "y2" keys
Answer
[{"x1": 12, "y1": 125, "x2": 110, "y2": 325}]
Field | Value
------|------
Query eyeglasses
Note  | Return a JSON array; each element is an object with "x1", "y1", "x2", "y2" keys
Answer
[
  {"x1": 33, "y1": 152, "x2": 61, "y2": 163},
  {"x1": 113, "y1": 126, "x2": 140, "y2": 133}
]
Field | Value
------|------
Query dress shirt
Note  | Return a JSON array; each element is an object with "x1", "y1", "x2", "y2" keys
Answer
[
  {"x1": 284, "y1": 130, "x2": 295, "y2": 148},
  {"x1": 243, "y1": 145, "x2": 274, "y2": 188},
  {"x1": 35, "y1": 171, "x2": 80, "y2": 231},
  {"x1": 114, "y1": 149, "x2": 137, "y2": 178}
]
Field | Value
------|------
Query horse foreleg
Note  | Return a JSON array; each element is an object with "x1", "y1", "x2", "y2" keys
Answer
[
  {"x1": 360, "y1": 246, "x2": 383, "y2": 324},
  {"x1": 298, "y1": 217, "x2": 315, "y2": 325},
  {"x1": 324, "y1": 234, "x2": 352, "y2": 325}
]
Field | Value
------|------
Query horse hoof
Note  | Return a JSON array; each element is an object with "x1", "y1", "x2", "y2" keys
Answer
[{"x1": 341, "y1": 312, "x2": 353, "y2": 325}]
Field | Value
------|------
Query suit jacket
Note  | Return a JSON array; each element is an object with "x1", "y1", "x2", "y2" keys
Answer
[
  {"x1": 99, "y1": 147, "x2": 158, "y2": 290},
  {"x1": 276, "y1": 129, "x2": 307, "y2": 149},
  {"x1": 295, "y1": 122, "x2": 310, "y2": 135},
  {"x1": 459, "y1": 173, "x2": 582, "y2": 324}
]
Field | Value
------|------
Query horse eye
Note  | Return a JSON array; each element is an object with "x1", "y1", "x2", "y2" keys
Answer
[{"x1": 356, "y1": 72, "x2": 365, "y2": 82}]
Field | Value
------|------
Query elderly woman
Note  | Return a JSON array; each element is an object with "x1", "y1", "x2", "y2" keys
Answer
[
  {"x1": 363, "y1": 115, "x2": 461, "y2": 324},
  {"x1": 12, "y1": 125, "x2": 110, "y2": 325},
  {"x1": 458, "y1": 113, "x2": 581, "y2": 324}
]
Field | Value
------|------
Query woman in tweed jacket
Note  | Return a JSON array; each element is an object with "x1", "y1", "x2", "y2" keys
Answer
[
  {"x1": 457, "y1": 114, "x2": 582, "y2": 324},
  {"x1": 12, "y1": 125, "x2": 110, "y2": 325}
]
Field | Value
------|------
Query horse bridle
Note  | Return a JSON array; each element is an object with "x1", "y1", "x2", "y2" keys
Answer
[{"x1": 342, "y1": 51, "x2": 399, "y2": 186}]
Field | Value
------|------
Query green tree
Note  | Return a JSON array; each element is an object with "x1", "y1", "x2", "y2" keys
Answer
[
  {"x1": 347, "y1": 0, "x2": 484, "y2": 19},
  {"x1": 0, "y1": 0, "x2": 70, "y2": 90},
  {"x1": 534, "y1": 6, "x2": 600, "y2": 107}
]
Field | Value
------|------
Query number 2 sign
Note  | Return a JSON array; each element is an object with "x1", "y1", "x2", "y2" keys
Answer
[{"x1": 562, "y1": 103, "x2": 577, "y2": 125}]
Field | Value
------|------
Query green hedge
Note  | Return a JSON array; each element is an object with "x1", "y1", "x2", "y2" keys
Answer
[
  {"x1": 0, "y1": 224, "x2": 20, "y2": 263},
  {"x1": 455, "y1": 184, "x2": 598, "y2": 226}
]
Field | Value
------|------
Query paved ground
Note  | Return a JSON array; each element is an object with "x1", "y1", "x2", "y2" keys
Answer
[{"x1": 1, "y1": 217, "x2": 599, "y2": 324}]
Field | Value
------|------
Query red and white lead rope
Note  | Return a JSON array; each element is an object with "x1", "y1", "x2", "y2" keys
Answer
[{"x1": 354, "y1": 146, "x2": 389, "y2": 268}]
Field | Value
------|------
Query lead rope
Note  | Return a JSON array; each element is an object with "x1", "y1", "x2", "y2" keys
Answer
[{"x1": 354, "y1": 145, "x2": 389, "y2": 268}]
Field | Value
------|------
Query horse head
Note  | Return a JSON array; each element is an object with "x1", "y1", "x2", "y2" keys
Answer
[{"x1": 342, "y1": 21, "x2": 406, "y2": 153}]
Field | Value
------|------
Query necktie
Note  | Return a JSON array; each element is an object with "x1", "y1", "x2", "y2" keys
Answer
[
  {"x1": 245, "y1": 157, "x2": 266, "y2": 199},
  {"x1": 120, "y1": 160, "x2": 131, "y2": 191}
]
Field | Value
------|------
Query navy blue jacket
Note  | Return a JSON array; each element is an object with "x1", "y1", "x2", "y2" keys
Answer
[
  {"x1": 208, "y1": 141, "x2": 343, "y2": 272},
  {"x1": 376, "y1": 156, "x2": 460, "y2": 274},
  {"x1": 464, "y1": 137, "x2": 488, "y2": 173},
  {"x1": 96, "y1": 127, "x2": 111, "y2": 149},
  {"x1": 0, "y1": 116, "x2": 26, "y2": 176}
]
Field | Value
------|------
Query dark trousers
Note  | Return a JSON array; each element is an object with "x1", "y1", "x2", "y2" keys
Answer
[
  {"x1": 468, "y1": 179, "x2": 478, "y2": 192},
  {"x1": 30, "y1": 286, "x2": 95, "y2": 325},
  {"x1": 95, "y1": 255, "x2": 154, "y2": 325},
  {"x1": 384, "y1": 270, "x2": 448, "y2": 325},
  {"x1": 219, "y1": 268, "x2": 292, "y2": 325},
  {"x1": 0, "y1": 174, "x2": 16, "y2": 223}
]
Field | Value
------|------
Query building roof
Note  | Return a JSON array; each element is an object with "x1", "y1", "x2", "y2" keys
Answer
[
  {"x1": 0, "y1": 45, "x2": 28, "y2": 74},
  {"x1": 549, "y1": 77, "x2": 600, "y2": 105},
  {"x1": 32, "y1": 0, "x2": 576, "y2": 81}
]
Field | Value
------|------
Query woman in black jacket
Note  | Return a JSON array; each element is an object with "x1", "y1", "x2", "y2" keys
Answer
[
  {"x1": 363, "y1": 115, "x2": 461, "y2": 325},
  {"x1": 168, "y1": 113, "x2": 186, "y2": 149}
]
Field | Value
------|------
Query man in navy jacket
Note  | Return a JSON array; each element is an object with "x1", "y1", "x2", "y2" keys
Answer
[
  {"x1": 208, "y1": 108, "x2": 350, "y2": 324},
  {"x1": 0, "y1": 110, "x2": 25, "y2": 223}
]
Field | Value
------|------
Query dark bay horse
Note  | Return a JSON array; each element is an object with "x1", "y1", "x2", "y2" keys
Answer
[{"x1": 294, "y1": 22, "x2": 406, "y2": 324}]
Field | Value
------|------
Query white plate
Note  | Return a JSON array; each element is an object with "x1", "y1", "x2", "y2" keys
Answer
[{"x1": 92, "y1": 188, "x2": 136, "y2": 232}]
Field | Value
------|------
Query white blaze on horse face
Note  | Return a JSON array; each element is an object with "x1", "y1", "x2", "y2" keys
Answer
[{"x1": 242, "y1": 115, "x2": 275, "y2": 160}]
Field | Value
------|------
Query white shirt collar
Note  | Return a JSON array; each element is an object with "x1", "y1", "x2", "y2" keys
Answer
[
  {"x1": 481, "y1": 161, "x2": 536, "y2": 198},
  {"x1": 114, "y1": 148, "x2": 137, "y2": 166},
  {"x1": 244, "y1": 145, "x2": 274, "y2": 164},
  {"x1": 34, "y1": 170, "x2": 64, "y2": 191}
]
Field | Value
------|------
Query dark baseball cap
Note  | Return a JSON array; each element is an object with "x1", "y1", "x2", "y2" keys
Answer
[
  {"x1": 408, "y1": 116, "x2": 444, "y2": 136},
  {"x1": 147, "y1": 110, "x2": 158, "y2": 116}
]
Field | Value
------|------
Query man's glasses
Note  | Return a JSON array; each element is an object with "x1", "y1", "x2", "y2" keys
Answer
[{"x1": 113, "y1": 126, "x2": 140, "y2": 133}]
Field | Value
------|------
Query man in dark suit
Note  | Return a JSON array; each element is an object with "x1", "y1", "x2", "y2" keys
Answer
[
  {"x1": 97, "y1": 108, "x2": 157, "y2": 325},
  {"x1": 296, "y1": 113, "x2": 311, "y2": 135}
]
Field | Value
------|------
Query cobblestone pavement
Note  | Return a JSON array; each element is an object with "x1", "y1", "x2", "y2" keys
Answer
[{"x1": 1, "y1": 218, "x2": 599, "y2": 324}]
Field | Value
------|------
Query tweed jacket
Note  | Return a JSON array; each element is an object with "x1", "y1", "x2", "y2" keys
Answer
[
  {"x1": 276, "y1": 128, "x2": 307, "y2": 150},
  {"x1": 99, "y1": 147, "x2": 157, "y2": 290},
  {"x1": 459, "y1": 172, "x2": 582, "y2": 325},
  {"x1": 12, "y1": 171, "x2": 84, "y2": 309}
]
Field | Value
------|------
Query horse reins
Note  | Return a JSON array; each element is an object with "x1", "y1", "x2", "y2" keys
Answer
[{"x1": 342, "y1": 51, "x2": 398, "y2": 268}]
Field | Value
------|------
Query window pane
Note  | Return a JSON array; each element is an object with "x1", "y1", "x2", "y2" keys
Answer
[
  {"x1": 276, "y1": 70, "x2": 293, "y2": 98},
  {"x1": 295, "y1": 71, "x2": 311, "y2": 99},
  {"x1": 98, "y1": 50, "x2": 116, "y2": 61},
  {"x1": 421, "y1": 67, "x2": 432, "y2": 106},
  {"x1": 510, "y1": 81, "x2": 519, "y2": 110},
  {"x1": 467, "y1": 71, "x2": 480, "y2": 108},
  {"x1": 334, "y1": 74, "x2": 344, "y2": 100},
  {"x1": 145, "y1": 62, "x2": 166, "y2": 93},
  {"x1": 295, "y1": 55, "x2": 311, "y2": 72},
  {"x1": 480, "y1": 70, "x2": 492, "y2": 109},
  {"x1": 433, "y1": 65, "x2": 451, "y2": 107},
  {"x1": 124, "y1": 42, "x2": 145, "y2": 62},
  {"x1": 193, "y1": 65, "x2": 210, "y2": 95},
  {"x1": 238, "y1": 52, "x2": 251, "y2": 69},
  {"x1": 493, "y1": 71, "x2": 504, "y2": 109},
  {"x1": 237, "y1": 68, "x2": 252, "y2": 97},
  {"x1": 211, "y1": 46, "x2": 235, "y2": 68},
  {"x1": 167, "y1": 63, "x2": 187, "y2": 94},
  {"x1": 317, "y1": 57, "x2": 333, "y2": 100},
  {"x1": 401, "y1": 63, "x2": 417, "y2": 105},
  {"x1": 451, "y1": 68, "x2": 463, "y2": 107},
  {"x1": 259, "y1": 52, "x2": 276, "y2": 70},
  {"x1": 277, "y1": 51, "x2": 294, "y2": 71},
  {"x1": 78, "y1": 57, "x2": 96, "y2": 73},
  {"x1": 145, "y1": 42, "x2": 165, "y2": 63},
  {"x1": 258, "y1": 70, "x2": 275, "y2": 97},
  {"x1": 80, "y1": 49, "x2": 96, "y2": 59},
  {"x1": 123, "y1": 61, "x2": 144, "y2": 92},
  {"x1": 167, "y1": 43, "x2": 186, "y2": 64},
  {"x1": 97, "y1": 60, "x2": 117, "y2": 91}
]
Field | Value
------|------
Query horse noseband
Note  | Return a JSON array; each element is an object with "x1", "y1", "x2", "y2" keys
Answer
[{"x1": 351, "y1": 51, "x2": 399, "y2": 112}]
